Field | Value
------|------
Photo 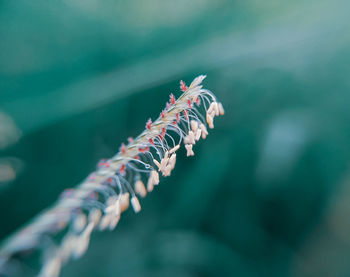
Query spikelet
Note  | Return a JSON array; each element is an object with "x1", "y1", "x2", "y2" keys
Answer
[{"x1": 0, "y1": 75, "x2": 224, "y2": 277}]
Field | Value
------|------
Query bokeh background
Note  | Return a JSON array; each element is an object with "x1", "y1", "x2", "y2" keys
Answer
[{"x1": 1, "y1": 0, "x2": 350, "y2": 276}]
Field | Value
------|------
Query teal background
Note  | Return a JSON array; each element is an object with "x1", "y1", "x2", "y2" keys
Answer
[{"x1": 1, "y1": 0, "x2": 350, "y2": 276}]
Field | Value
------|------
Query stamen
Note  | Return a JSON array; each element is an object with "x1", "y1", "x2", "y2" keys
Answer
[
  {"x1": 200, "y1": 123, "x2": 208, "y2": 139},
  {"x1": 218, "y1": 103, "x2": 225, "y2": 115},
  {"x1": 131, "y1": 196, "x2": 141, "y2": 213},
  {"x1": 185, "y1": 144, "x2": 194, "y2": 156},
  {"x1": 135, "y1": 180, "x2": 147, "y2": 198},
  {"x1": 169, "y1": 144, "x2": 180, "y2": 154},
  {"x1": 206, "y1": 114, "x2": 214, "y2": 129},
  {"x1": 190, "y1": 120, "x2": 198, "y2": 132}
]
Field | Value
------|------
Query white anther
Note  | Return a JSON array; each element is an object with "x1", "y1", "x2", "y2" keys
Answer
[
  {"x1": 195, "y1": 129, "x2": 202, "y2": 141},
  {"x1": 104, "y1": 197, "x2": 120, "y2": 216},
  {"x1": 147, "y1": 177, "x2": 154, "y2": 192},
  {"x1": 72, "y1": 222, "x2": 94, "y2": 259},
  {"x1": 185, "y1": 144, "x2": 194, "y2": 156},
  {"x1": 73, "y1": 214, "x2": 87, "y2": 233},
  {"x1": 147, "y1": 170, "x2": 159, "y2": 191},
  {"x1": 99, "y1": 214, "x2": 113, "y2": 231},
  {"x1": 218, "y1": 102, "x2": 225, "y2": 115},
  {"x1": 191, "y1": 120, "x2": 198, "y2": 132},
  {"x1": 88, "y1": 209, "x2": 102, "y2": 228},
  {"x1": 206, "y1": 114, "x2": 214, "y2": 129},
  {"x1": 60, "y1": 234, "x2": 76, "y2": 262},
  {"x1": 120, "y1": 193, "x2": 130, "y2": 212},
  {"x1": 135, "y1": 180, "x2": 147, "y2": 198},
  {"x1": 207, "y1": 102, "x2": 215, "y2": 114},
  {"x1": 200, "y1": 123, "x2": 208, "y2": 139},
  {"x1": 169, "y1": 154, "x2": 176, "y2": 170},
  {"x1": 109, "y1": 213, "x2": 120, "y2": 230},
  {"x1": 131, "y1": 196, "x2": 141, "y2": 213},
  {"x1": 213, "y1": 102, "x2": 219, "y2": 116},
  {"x1": 160, "y1": 157, "x2": 169, "y2": 172},
  {"x1": 169, "y1": 144, "x2": 180, "y2": 154},
  {"x1": 39, "y1": 255, "x2": 62, "y2": 277},
  {"x1": 187, "y1": 131, "x2": 196, "y2": 144},
  {"x1": 83, "y1": 222, "x2": 94, "y2": 237},
  {"x1": 163, "y1": 165, "x2": 172, "y2": 176},
  {"x1": 209, "y1": 110, "x2": 216, "y2": 118}
]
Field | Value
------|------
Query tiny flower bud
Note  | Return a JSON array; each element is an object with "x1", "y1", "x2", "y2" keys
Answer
[
  {"x1": 187, "y1": 99, "x2": 192, "y2": 109},
  {"x1": 120, "y1": 143, "x2": 126, "y2": 154},
  {"x1": 180, "y1": 80, "x2": 188, "y2": 92},
  {"x1": 146, "y1": 119, "x2": 152, "y2": 130},
  {"x1": 161, "y1": 109, "x2": 166, "y2": 118},
  {"x1": 170, "y1": 93, "x2": 176, "y2": 104}
]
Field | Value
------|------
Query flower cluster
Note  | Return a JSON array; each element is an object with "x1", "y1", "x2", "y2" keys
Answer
[{"x1": 0, "y1": 75, "x2": 224, "y2": 277}]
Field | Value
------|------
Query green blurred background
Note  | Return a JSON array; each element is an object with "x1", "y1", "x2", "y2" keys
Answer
[{"x1": 1, "y1": 0, "x2": 350, "y2": 276}]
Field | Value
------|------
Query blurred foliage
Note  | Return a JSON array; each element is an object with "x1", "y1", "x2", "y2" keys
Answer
[{"x1": 1, "y1": 0, "x2": 350, "y2": 276}]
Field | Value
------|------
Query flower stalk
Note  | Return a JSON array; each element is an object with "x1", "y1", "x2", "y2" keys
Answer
[{"x1": 0, "y1": 75, "x2": 224, "y2": 277}]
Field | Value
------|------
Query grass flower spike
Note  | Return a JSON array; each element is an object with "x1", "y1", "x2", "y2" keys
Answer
[{"x1": 0, "y1": 75, "x2": 224, "y2": 277}]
